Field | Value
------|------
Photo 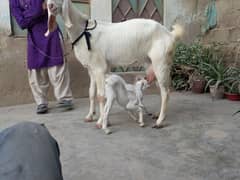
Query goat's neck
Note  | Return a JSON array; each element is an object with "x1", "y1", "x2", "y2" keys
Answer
[{"x1": 62, "y1": 2, "x2": 88, "y2": 42}]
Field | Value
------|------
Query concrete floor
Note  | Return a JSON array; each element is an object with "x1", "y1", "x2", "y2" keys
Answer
[{"x1": 0, "y1": 92, "x2": 240, "y2": 180}]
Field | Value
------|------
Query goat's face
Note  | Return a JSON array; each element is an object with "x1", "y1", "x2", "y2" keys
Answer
[
  {"x1": 140, "y1": 78, "x2": 150, "y2": 91},
  {"x1": 45, "y1": 0, "x2": 72, "y2": 36},
  {"x1": 135, "y1": 76, "x2": 150, "y2": 92},
  {"x1": 47, "y1": 0, "x2": 62, "y2": 16}
]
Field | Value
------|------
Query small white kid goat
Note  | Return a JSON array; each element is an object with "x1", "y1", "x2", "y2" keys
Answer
[
  {"x1": 45, "y1": 0, "x2": 183, "y2": 134},
  {"x1": 100, "y1": 74, "x2": 149, "y2": 134}
]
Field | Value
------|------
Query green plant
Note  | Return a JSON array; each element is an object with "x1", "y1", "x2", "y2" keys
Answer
[
  {"x1": 174, "y1": 42, "x2": 213, "y2": 68},
  {"x1": 224, "y1": 67, "x2": 240, "y2": 94},
  {"x1": 171, "y1": 70, "x2": 190, "y2": 90},
  {"x1": 172, "y1": 42, "x2": 215, "y2": 90},
  {"x1": 200, "y1": 59, "x2": 233, "y2": 91}
]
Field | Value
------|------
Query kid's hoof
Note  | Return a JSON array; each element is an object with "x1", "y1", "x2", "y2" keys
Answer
[
  {"x1": 84, "y1": 117, "x2": 94, "y2": 123},
  {"x1": 152, "y1": 124, "x2": 164, "y2": 129},
  {"x1": 95, "y1": 123, "x2": 102, "y2": 129},
  {"x1": 104, "y1": 128, "x2": 112, "y2": 135}
]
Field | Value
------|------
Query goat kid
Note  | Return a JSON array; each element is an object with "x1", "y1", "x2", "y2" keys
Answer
[
  {"x1": 45, "y1": 0, "x2": 184, "y2": 133},
  {"x1": 98, "y1": 74, "x2": 149, "y2": 134}
]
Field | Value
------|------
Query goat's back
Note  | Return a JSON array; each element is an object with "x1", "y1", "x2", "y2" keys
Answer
[{"x1": 92, "y1": 19, "x2": 172, "y2": 66}]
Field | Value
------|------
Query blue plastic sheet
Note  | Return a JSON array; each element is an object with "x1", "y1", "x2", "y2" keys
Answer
[{"x1": 203, "y1": 0, "x2": 217, "y2": 33}]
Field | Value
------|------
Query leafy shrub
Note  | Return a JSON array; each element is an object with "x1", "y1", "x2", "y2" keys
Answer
[
  {"x1": 171, "y1": 42, "x2": 215, "y2": 90},
  {"x1": 200, "y1": 60, "x2": 230, "y2": 91},
  {"x1": 174, "y1": 43, "x2": 213, "y2": 67},
  {"x1": 224, "y1": 67, "x2": 240, "y2": 94}
]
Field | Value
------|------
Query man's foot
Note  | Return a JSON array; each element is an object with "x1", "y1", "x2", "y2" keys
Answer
[
  {"x1": 57, "y1": 100, "x2": 73, "y2": 111},
  {"x1": 36, "y1": 104, "x2": 48, "y2": 114}
]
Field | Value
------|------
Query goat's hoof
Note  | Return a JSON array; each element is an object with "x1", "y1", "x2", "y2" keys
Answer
[
  {"x1": 84, "y1": 117, "x2": 94, "y2": 123},
  {"x1": 104, "y1": 128, "x2": 112, "y2": 135},
  {"x1": 139, "y1": 123, "x2": 145, "y2": 127},
  {"x1": 95, "y1": 123, "x2": 102, "y2": 129},
  {"x1": 152, "y1": 124, "x2": 164, "y2": 129}
]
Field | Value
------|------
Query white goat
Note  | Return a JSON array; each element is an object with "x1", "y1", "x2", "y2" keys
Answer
[
  {"x1": 45, "y1": 0, "x2": 183, "y2": 134},
  {"x1": 100, "y1": 74, "x2": 149, "y2": 134}
]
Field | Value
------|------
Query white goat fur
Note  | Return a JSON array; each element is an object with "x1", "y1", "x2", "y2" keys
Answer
[
  {"x1": 46, "y1": 0, "x2": 184, "y2": 133},
  {"x1": 102, "y1": 74, "x2": 149, "y2": 133}
]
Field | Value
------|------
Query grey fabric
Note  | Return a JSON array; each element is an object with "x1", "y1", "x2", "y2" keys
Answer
[{"x1": 0, "y1": 122, "x2": 63, "y2": 180}]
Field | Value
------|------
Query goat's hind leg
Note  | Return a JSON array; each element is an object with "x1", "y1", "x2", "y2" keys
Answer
[
  {"x1": 149, "y1": 45, "x2": 170, "y2": 128},
  {"x1": 152, "y1": 83, "x2": 169, "y2": 128},
  {"x1": 127, "y1": 108, "x2": 144, "y2": 127}
]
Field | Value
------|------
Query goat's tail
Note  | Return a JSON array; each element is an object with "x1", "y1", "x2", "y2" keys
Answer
[{"x1": 171, "y1": 24, "x2": 184, "y2": 40}]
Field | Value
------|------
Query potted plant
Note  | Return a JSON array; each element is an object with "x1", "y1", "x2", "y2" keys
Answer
[
  {"x1": 172, "y1": 42, "x2": 212, "y2": 92},
  {"x1": 224, "y1": 67, "x2": 240, "y2": 101},
  {"x1": 225, "y1": 86, "x2": 240, "y2": 101},
  {"x1": 201, "y1": 60, "x2": 229, "y2": 99},
  {"x1": 190, "y1": 70, "x2": 206, "y2": 93}
]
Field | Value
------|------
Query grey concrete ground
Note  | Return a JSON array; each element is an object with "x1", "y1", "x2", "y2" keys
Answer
[{"x1": 0, "y1": 92, "x2": 240, "y2": 180}]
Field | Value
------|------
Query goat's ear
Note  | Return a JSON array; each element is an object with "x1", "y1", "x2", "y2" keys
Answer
[{"x1": 62, "y1": 0, "x2": 73, "y2": 28}]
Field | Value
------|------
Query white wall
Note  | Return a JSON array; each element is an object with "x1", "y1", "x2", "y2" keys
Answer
[
  {"x1": 164, "y1": 0, "x2": 209, "y2": 42},
  {"x1": 91, "y1": 0, "x2": 112, "y2": 22},
  {"x1": 0, "y1": 0, "x2": 11, "y2": 35},
  {"x1": 164, "y1": 0, "x2": 198, "y2": 28}
]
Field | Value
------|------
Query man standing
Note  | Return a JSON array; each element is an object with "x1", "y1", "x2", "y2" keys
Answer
[{"x1": 10, "y1": 0, "x2": 73, "y2": 114}]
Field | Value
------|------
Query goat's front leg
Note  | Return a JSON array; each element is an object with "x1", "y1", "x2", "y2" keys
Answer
[
  {"x1": 138, "y1": 107, "x2": 144, "y2": 127},
  {"x1": 100, "y1": 97, "x2": 114, "y2": 134},
  {"x1": 94, "y1": 72, "x2": 108, "y2": 132},
  {"x1": 85, "y1": 71, "x2": 96, "y2": 122}
]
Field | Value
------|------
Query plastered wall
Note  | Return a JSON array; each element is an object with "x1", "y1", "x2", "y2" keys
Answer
[
  {"x1": 0, "y1": 34, "x2": 90, "y2": 107},
  {"x1": 165, "y1": 0, "x2": 240, "y2": 64}
]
